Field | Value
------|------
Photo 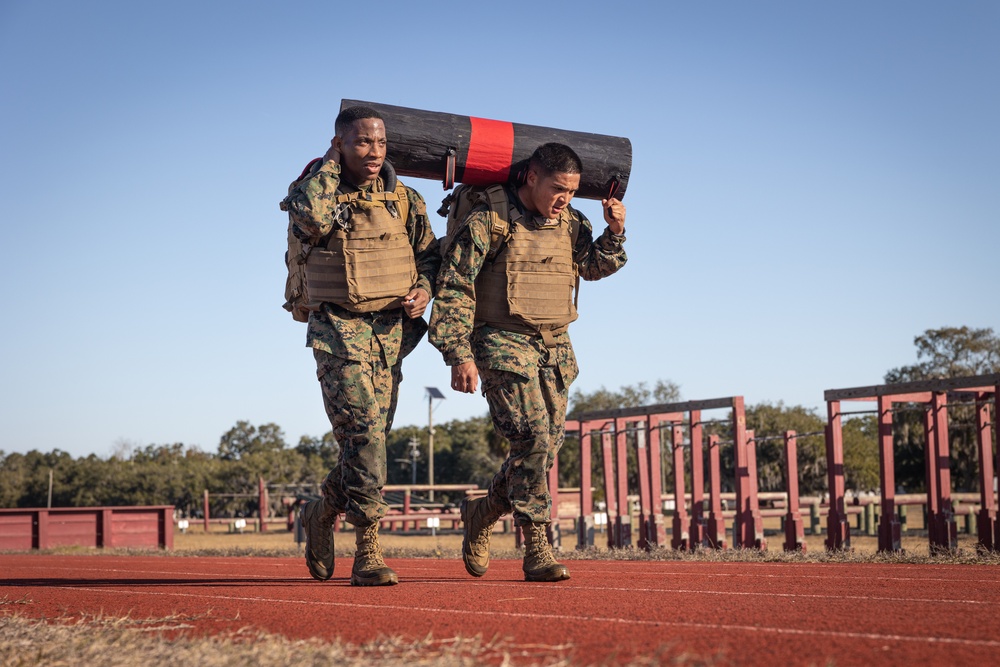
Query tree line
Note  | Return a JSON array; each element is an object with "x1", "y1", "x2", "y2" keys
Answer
[{"x1": 1, "y1": 327, "x2": 996, "y2": 518}]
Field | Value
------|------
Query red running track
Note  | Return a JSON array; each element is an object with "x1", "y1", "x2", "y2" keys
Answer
[{"x1": 1, "y1": 554, "x2": 999, "y2": 666}]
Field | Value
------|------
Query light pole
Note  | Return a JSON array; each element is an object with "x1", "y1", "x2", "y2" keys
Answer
[{"x1": 425, "y1": 387, "x2": 445, "y2": 502}]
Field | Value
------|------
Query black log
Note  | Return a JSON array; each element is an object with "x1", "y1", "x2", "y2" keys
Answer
[{"x1": 340, "y1": 99, "x2": 632, "y2": 201}]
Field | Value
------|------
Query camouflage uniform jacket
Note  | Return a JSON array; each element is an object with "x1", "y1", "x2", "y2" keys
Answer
[
  {"x1": 430, "y1": 188, "x2": 627, "y2": 381},
  {"x1": 284, "y1": 160, "x2": 440, "y2": 366}
]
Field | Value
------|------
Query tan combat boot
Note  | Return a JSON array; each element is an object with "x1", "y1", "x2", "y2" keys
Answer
[
  {"x1": 301, "y1": 496, "x2": 336, "y2": 581},
  {"x1": 460, "y1": 495, "x2": 502, "y2": 577},
  {"x1": 521, "y1": 521, "x2": 570, "y2": 582},
  {"x1": 351, "y1": 522, "x2": 398, "y2": 586}
]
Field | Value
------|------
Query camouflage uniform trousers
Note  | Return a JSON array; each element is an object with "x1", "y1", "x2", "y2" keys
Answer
[
  {"x1": 480, "y1": 363, "x2": 568, "y2": 525},
  {"x1": 315, "y1": 348, "x2": 402, "y2": 527}
]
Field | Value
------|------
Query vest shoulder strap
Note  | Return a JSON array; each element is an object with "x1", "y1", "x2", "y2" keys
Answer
[
  {"x1": 482, "y1": 184, "x2": 512, "y2": 258},
  {"x1": 393, "y1": 180, "x2": 411, "y2": 225},
  {"x1": 568, "y1": 209, "x2": 582, "y2": 248}
]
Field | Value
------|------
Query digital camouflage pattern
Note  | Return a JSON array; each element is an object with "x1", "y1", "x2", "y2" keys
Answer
[
  {"x1": 429, "y1": 195, "x2": 627, "y2": 524},
  {"x1": 479, "y1": 364, "x2": 569, "y2": 523},
  {"x1": 315, "y1": 348, "x2": 401, "y2": 526},
  {"x1": 284, "y1": 159, "x2": 439, "y2": 525}
]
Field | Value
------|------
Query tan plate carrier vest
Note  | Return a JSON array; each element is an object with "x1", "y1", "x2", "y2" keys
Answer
[
  {"x1": 304, "y1": 182, "x2": 418, "y2": 313},
  {"x1": 474, "y1": 195, "x2": 580, "y2": 347}
]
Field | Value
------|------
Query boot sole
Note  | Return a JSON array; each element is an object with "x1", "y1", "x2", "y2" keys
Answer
[
  {"x1": 351, "y1": 573, "x2": 399, "y2": 586},
  {"x1": 302, "y1": 501, "x2": 334, "y2": 581},
  {"x1": 524, "y1": 566, "x2": 571, "y2": 582},
  {"x1": 307, "y1": 561, "x2": 332, "y2": 581},
  {"x1": 460, "y1": 498, "x2": 488, "y2": 578},
  {"x1": 306, "y1": 559, "x2": 333, "y2": 581}
]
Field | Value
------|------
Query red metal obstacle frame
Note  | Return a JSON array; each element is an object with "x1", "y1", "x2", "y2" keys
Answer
[
  {"x1": 823, "y1": 373, "x2": 1000, "y2": 553},
  {"x1": 780, "y1": 431, "x2": 808, "y2": 551},
  {"x1": 568, "y1": 396, "x2": 777, "y2": 551},
  {"x1": 742, "y1": 430, "x2": 812, "y2": 552}
]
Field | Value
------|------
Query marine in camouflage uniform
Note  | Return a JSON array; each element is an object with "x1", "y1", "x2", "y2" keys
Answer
[
  {"x1": 283, "y1": 107, "x2": 439, "y2": 585},
  {"x1": 429, "y1": 143, "x2": 626, "y2": 581}
]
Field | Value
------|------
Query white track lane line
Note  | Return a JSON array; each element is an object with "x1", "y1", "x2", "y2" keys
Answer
[
  {"x1": 43, "y1": 585, "x2": 1000, "y2": 650},
  {"x1": 403, "y1": 579, "x2": 1000, "y2": 606},
  {"x1": 405, "y1": 563, "x2": 1000, "y2": 585}
]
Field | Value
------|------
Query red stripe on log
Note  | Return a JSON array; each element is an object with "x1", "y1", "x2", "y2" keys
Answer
[{"x1": 463, "y1": 117, "x2": 514, "y2": 184}]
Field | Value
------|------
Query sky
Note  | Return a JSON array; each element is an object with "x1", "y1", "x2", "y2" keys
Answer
[{"x1": 1, "y1": 1, "x2": 997, "y2": 459}]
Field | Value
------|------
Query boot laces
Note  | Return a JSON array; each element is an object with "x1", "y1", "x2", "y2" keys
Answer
[
  {"x1": 471, "y1": 520, "x2": 494, "y2": 555},
  {"x1": 318, "y1": 507, "x2": 336, "y2": 533},
  {"x1": 359, "y1": 523, "x2": 386, "y2": 568},
  {"x1": 527, "y1": 525, "x2": 557, "y2": 566},
  {"x1": 307, "y1": 501, "x2": 335, "y2": 554}
]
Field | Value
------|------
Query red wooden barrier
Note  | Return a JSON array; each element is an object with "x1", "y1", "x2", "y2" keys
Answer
[{"x1": 0, "y1": 506, "x2": 174, "y2": 550}]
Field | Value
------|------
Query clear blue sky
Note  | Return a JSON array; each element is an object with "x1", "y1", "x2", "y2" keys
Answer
[{"x1": 1, "y1": 1, "x2": 997, "y2": 459}]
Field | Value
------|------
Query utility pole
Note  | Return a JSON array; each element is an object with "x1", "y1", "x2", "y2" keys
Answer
[
  {"x1": 425, "y1": 387, "x2": 445, "y2": 502},
  {"x1": 409, "y1": 437, "x2": 420, "y2": 484},
  {"x1": 395, "y1": 437, "x2": 421, "y2": 485}
]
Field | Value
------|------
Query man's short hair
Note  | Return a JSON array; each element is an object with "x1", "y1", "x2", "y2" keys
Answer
[
  {"x1": 335, "y1": 106, "x2": 384, "y2": 135},
  {"x1": 529, "y1": 142, "x2": 582, "y2": 177}
]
